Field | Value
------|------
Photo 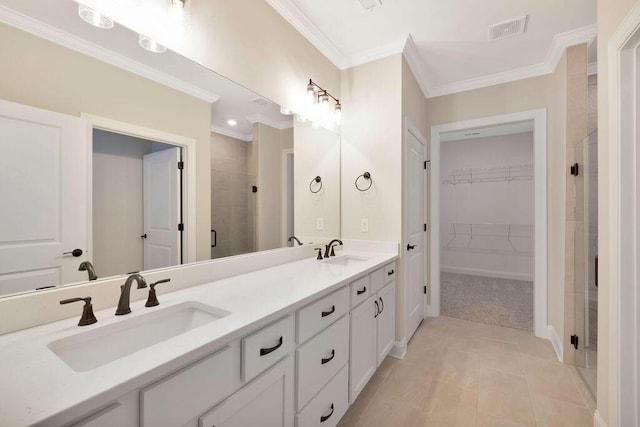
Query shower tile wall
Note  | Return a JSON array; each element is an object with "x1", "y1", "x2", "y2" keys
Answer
[{"x1": 211, "y1": 133, "x2": 255, "y2": 259}]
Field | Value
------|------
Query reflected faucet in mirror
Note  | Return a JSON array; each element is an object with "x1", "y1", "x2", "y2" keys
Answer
[
  {"x1": 115, "y1": 274, "x2": 147, "y2": 316},
  {"x1": 78, "y1": 261, "x2": 98, "y2": 281},
  {"x1": 288, "y1": 236, "x2": 303, "y2": 247}
]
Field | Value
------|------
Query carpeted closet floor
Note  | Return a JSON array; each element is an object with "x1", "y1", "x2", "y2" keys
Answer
[{"x1": 441, "y1": 272, "x2": 534, "y2": 331}]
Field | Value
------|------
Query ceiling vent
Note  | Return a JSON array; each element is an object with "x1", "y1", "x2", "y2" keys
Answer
[
  {"x1": 488, "y1": 15, "x2": 528, "y2": 41},
  {"x1": 249, "y1": 96, "x2": 272, "y2": 106},
  {"x1": 357, "y1": 0, "x2": 382, "y2": 11}
]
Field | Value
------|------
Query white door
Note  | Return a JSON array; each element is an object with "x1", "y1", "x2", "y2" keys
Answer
[
  {"x1": 376, "y1": 282, "x2": 396, "y2": 365},
  {"x1": 199, "y1": 358, "x2": 294, "y2": 427},
  {"x1": 143, "y1": 147, "x2": 181, "y2": 270},
  {"x1": 0, "y1": 99, "x2": 87, "y2": 295},
  {"x1": 349, "y1": 295, "x2": 377, "y2": 404},
  {"x1": 404, "y1": 127, "x2": 426, "y2": 341}
]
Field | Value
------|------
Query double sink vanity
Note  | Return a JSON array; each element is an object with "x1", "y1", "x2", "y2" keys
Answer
[{"x1": 0, "y1": 243, "x2": 398, "y2": 427}]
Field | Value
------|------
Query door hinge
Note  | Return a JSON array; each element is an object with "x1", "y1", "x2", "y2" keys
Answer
[
  {"x1": 424, "y1": 160, "x2": 430, "y2": 170},
  {"x1": 178, "y1": 161, "x2": 184, "y2": 170},
  {"x1": 178, "y1": 223, "x2": 184, "y2": 232},
  {"x1": 423, "y1": 285, "x2": 427, "y2": 295},
  {"x1": 570, "y1": 163, "x2": 579, "y2": 176},
  {"x1": 252, "y1": 185, "x2": 258, "y2": 193},
  {"x1": 424, "y1": 224, "x2": 427, "y2": 232},
  {"x1": 570, "y1": 334, "x2": 579, "y2": 350}
]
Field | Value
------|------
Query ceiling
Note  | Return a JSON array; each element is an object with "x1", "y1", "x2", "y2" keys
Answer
[
  {"x1": 0, "y1": 0, "x2": 292, "y2": 139},
  {"x1": 266, "y1": 0, "x2": 597, "y2": 97}
]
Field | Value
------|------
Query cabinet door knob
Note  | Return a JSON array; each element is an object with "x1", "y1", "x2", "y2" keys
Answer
[
  {"x1": 259, "y1": 336, "x2": 283, "y2": 356},
  {"x1": 320, "y1": 403, "x2": 334, "y2": 423},
  {"x1": 321, "y1": 349, "x2": 335, "y2": 365},
  {"x1": 321, "y1": 305, "x2": 336, "y2": 318}
]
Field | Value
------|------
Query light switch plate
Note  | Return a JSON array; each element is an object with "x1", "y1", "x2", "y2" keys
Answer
[
  {"x1": 360, "y1": 218, "x2": 369, "y2": 232},
  {"x1": 316, "y1": 218, "x2": 324, "y2": 230}
]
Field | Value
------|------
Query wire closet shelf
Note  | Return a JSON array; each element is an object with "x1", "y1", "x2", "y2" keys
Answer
[
  {"x1": 445, "y1": 223, "x2": 533, "y2": 254},
  {"x1": 442, "y1": 164, "x2": 533, "y2": 185}
]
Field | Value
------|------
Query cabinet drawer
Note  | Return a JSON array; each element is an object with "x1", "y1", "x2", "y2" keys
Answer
[
  {"x1": 384, "y1": 262, "x2": 396, "y2": 285},
  {"x1": 242, "y1": 315, "x2": 294, "y2": 382},
  {"x1": 295, "y1": 365, "x2": 348, "y2": 427},
  {"x1": 140, "y1": 343, "x2": 241, "y2": 427},
  {"x1": 349, "y1": 276, "x2": 370, "y2": 308},
  {"x1": 296, "y1": 315, "x2": 349, "y2": 410},
  {"x1": 73, "y1": 403, "x2": 124, "y2": 427},
  {"x1": 297, "y1": 286, "x2": 349, "y2": 344},
  {"x1": 369, "y1": 268, "x2": 384, "y2": 294}
]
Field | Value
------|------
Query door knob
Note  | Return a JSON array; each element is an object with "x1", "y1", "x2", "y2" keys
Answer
[
  {"x1": 407, "y1": 244, "x2": 416, "y2": 251},
  {"x1": 63, "y1": 249, "x2": 83, "y2": 257},
  {"x1": 140, "y1": 234, "x2": 148, "y2": 239}
]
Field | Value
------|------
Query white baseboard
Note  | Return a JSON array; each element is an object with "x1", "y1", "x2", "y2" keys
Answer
[
  {"x1": 547, "y1": 324, "x2": 563, "y2": 361},
  {"x1": 593, "y1": 410, "x2": 607, "y2": 427},
  {"x1": 388, "y1": 339, "x2": 407, "y2": 359},
  {"x1": 441, "y1": 265, "x2": 534, "y2": 282}
]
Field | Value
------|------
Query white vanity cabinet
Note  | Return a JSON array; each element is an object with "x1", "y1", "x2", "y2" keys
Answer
[
  {"x1": 348, "y1": 263, "x2": 396, "y2": 403},
  {"x1": 198, "y1": 358, "x2": 294, "y2": 427}
]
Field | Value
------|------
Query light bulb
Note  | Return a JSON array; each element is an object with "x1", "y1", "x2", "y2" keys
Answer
[
  {"x1": 138, "y1": 34, "x2": 167, "y2": 53},
  {"x1": 227, "y1": 119, "x2": 237, "y2": 126},
  {"x1": 78, "y1": 4, "x2": 114, "y2": 29},
  {"x1": 306, "y1": 81, "x2": 316, "y2": 105},
  {"x1": 171, "y1": 0, "x2": 186, "y2": 7},
  {"x1": 334, "y1": 102, "x2": 342, "y2": 125}
]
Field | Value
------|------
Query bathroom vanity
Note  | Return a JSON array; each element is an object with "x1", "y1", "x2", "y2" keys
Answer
[{"x1": 0, "y1": 245, "x2": 397, "y2": 427}]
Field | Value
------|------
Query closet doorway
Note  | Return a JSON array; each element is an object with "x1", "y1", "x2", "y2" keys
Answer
[{"x1": 430, "y1": 110, "x2": 547, "y2": 338}]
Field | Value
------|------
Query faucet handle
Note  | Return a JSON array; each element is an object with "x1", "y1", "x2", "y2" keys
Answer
[
  {"x1": 314, "y1": 248, "x2": 324, "y2": 260},
  {"x1": 60, "y1": 296, "x2": 98, "y2": 326},
  {"x1": 145, "y1": 279, "x2": 171, "y2": 307}
]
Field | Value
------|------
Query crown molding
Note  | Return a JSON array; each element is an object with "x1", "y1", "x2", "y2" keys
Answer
[
  {"x1": 544, "y1": 24, "x2": 597, "y2": 71},
  {"x1": 343, "y1": 37, "x2": 407, "y2": 69},
  {"x1": 246, "y1": 114, "x2": 294, "y2": 130},
  {"x1": 210, "y1": 125, "x2": 253, "y2": 142},
  {"x1": 402, "y1": 35, "x2": 431, "y2": 98},
  {"x1": 0, "y1": 5, "x2": 221, "y2": 104},
  {"x1": 264, "y1": 0, "x2": 345, "y2": 69},
  {"x1": 587, "y1": 62, "x2": 598, "y2": 76}
]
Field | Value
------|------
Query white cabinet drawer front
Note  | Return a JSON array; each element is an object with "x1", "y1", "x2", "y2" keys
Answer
[
  {"x1": 369, "y1": 268, "x2": 384, "y2": 294},
  {"x1": 349, "y1": 276, "x2": 370, "y2": 309},
  {"x1": 297, "y1": 286, "x2": 349, "y2": 344},
  {"x1": 295, "y1": 365, "x2": 348, "y2": 427},
  {"x1": 72, "y1": 403, "x2": 124, "y2": 427},
  {"x1": 140, "y1": 343, "x2": 241, "y2": 427},
  {"x1": 199, "y1": 358, "x2": 294, "y2": 427},
  {"x1": 296, "y1": 315, "x2": 349, "y2": 410},
  {"x1": 383, "y1": 262, "x2": 396, "y2": 285},
  {"x1": 242, "y1": 315, "x2": 295, "y2": 382}
]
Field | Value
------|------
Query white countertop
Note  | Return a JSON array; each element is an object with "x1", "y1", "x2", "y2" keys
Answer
[{"x1": 0, "y1": 249, "x2": 397, "y2": 426}]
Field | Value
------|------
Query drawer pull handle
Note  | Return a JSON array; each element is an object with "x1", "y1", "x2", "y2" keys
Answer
[
  {"x1": 321, "y1": 305, "x2": 336, "y2": 318},
  {"x1": 320, "y1": 403, "x2": 334, "y2": 423},
  {"x1": 357, "y1": 286, "x2": 367, "y2": 295},
  {"x1": 379, "y1": 297, "x2": 384, "y2": 313},
  {"x1": 321, "y1": 349, "x2": 335, "y2": 365},
  {"x1": 387, "y1": 269, "x2": 394, "y2": 275},
  {"x1": 374, "y1": 300, "x2": 380, "y2": 318},
  {"x1": 259, "y1": 336, "x2": 283, "y2": 356}
]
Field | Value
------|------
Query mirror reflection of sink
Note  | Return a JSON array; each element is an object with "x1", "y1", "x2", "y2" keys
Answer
[
  {"x1": 323, "y1": 255, "x2": 370, "y2": 266},
  {"x1": 48, "y1": 301, "x2": 230, "y2": 372}
]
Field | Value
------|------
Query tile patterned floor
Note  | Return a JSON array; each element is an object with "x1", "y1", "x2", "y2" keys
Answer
[{"x1": 338, "y1": 317, "x2": 595, "y2": 427}]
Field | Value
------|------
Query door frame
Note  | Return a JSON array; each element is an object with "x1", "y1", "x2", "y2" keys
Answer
[
  {"x1": 429, "y1": 109, "x2": 548, "y2": 338},
  {"x1": 82, "y1": 114, "x2": 197, "y2": 264},
  {"x1": 403, "y1": 118, "x2": 427, "y2": 343},
  {"x1": 607, "y1": 2, "x2": 640, "y2": 425},
  {"x1": 281, "y1": 148, "x2": 294, "y2": 247}
]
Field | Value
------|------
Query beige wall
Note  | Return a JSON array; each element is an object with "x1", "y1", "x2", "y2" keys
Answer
[
  {"x1": 294, "y1": 121, "x2": 341, "y2": 241},
  {"x1": 254, "y1": 123, "x2": 294, "y2": 251},
  {"x1": 426, "y1": 66, "x2": 568, "y2": 344},
  {"x1": 597, "y1": 0, "x2": 638, "y2": 424},
  {"x1": 0, "y1": 23, "x2": 212, "y2": 262}
]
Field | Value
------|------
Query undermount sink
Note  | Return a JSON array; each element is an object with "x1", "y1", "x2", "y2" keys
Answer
[
  {"x1": 323, "y1": 255, "x2": 370, "y2": 266},
  {"x1": 48, "y1": 301, "x2": 230, "y2": 372}
]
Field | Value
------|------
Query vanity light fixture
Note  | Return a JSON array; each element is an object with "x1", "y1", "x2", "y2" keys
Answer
[
  {"x1": 138, "y1": 34, "x2": 167, "y2": 53},
  {"x1": 227, "y1": 119, "x2": 237, "y2": 126},
  {"x1": 78, "y1": 4, "x2": 114, "y2": 29},
  {"x1": 305, "y1": 79, "x2": 343, "y2": 125}
]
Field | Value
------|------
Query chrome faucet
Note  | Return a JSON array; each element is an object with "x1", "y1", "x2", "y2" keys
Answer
[
  {"x1": 115, "y1": 273, "x2": 147, "y2": 315},
  {"x1": 324, "y1": 239, "x2": 343, "y2": 258},
  {"x1": 79, "y1": 261, "x2": 98, "y2": 281},
  {"x1": 288, "y1": 236, "x2": 302, "y2": 247}
]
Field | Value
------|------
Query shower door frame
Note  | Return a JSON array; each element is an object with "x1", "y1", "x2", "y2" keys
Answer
[{"x1": 430, "y1": 109, "x2": 548, "y2": 340}]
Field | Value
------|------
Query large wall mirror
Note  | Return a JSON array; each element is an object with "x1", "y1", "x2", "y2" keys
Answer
[{"x1": 0, "y1": 0, "x2": 341, "y2": 298}]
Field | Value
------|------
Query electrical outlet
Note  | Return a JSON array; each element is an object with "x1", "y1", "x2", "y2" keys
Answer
[
  {"x1": 360, "y1": 218, "x2": 369, "y2": 232},
  {"x1": 316, "y1": 218, "x2": 324, "y2": 230}
]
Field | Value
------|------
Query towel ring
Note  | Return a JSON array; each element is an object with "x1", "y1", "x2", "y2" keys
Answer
[
  {"x1": 355, "y1": 172, "x2": 373, "y2": 192},
  {"x1": 309, "y1": 176, "x2": 323, "y2": 193}
]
